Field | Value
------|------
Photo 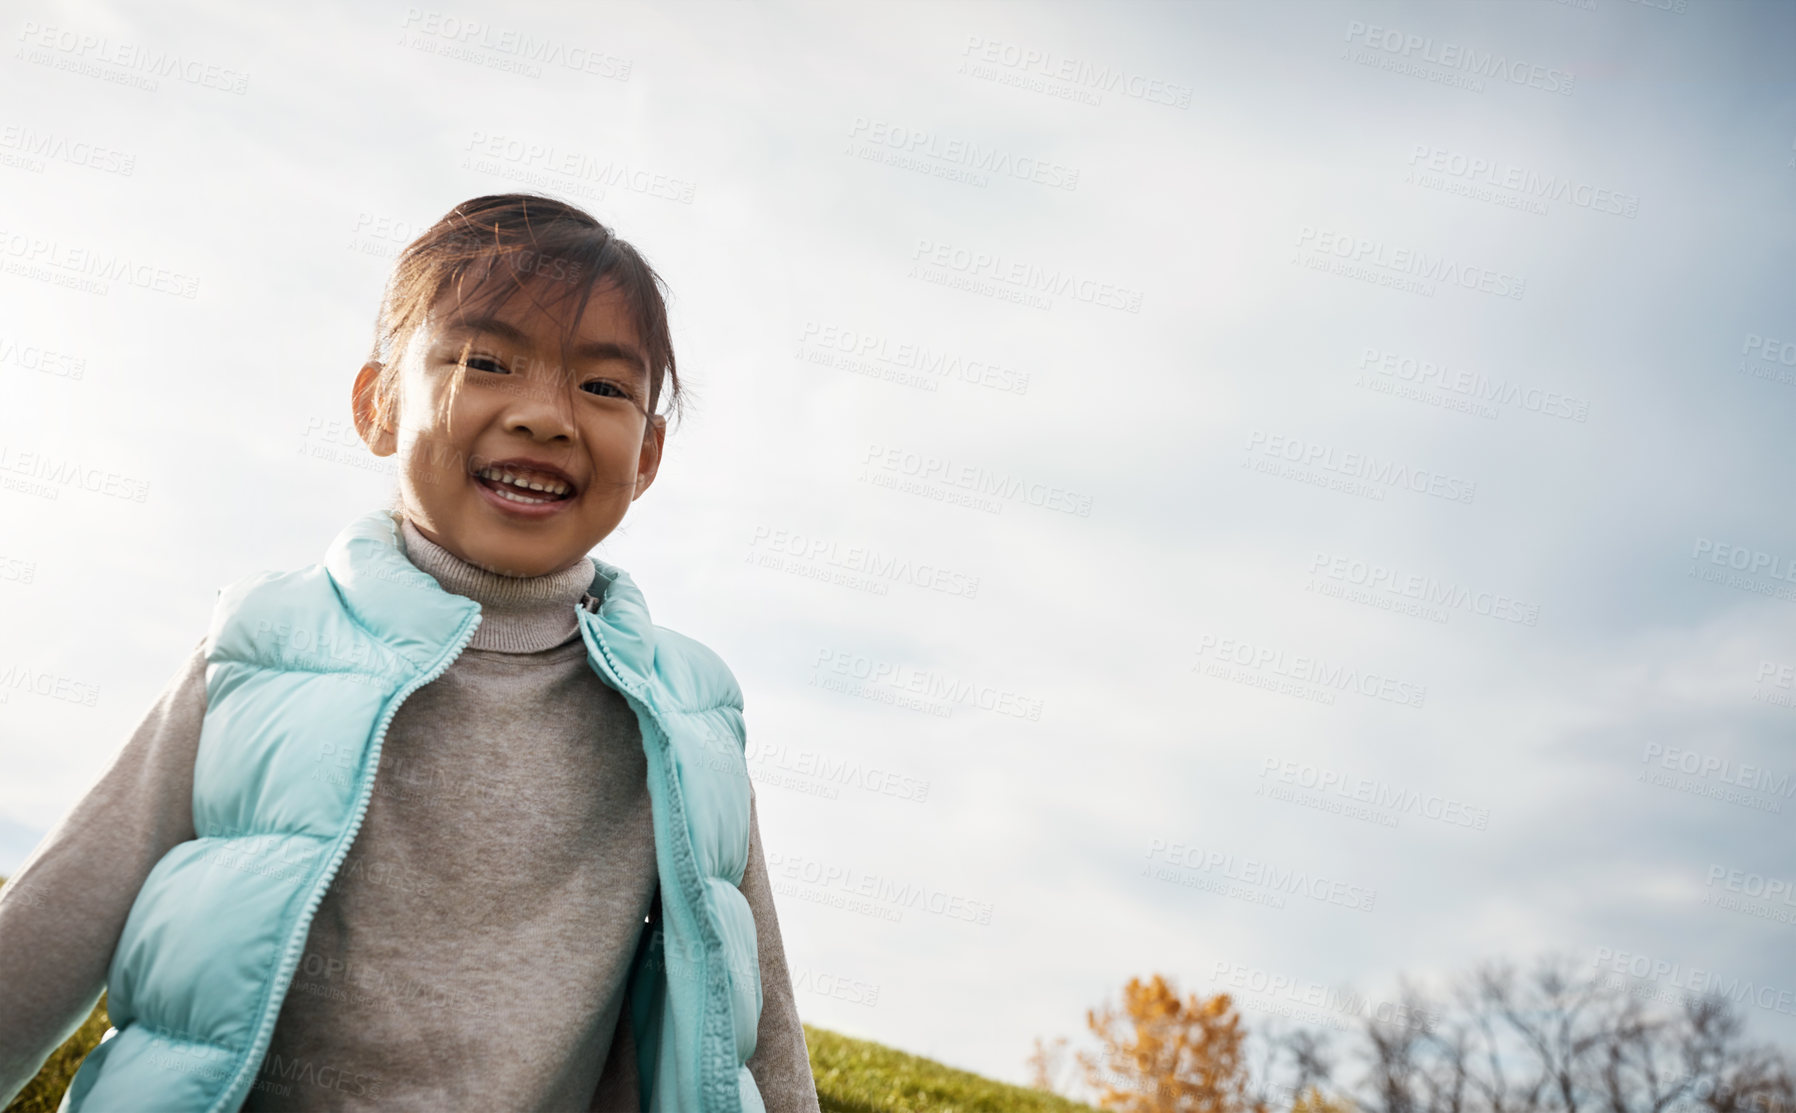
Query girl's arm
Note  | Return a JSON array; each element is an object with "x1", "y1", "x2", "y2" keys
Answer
[
  {"x1": 741, "y1": 786, "x2": 823, "y2": 1113},
  {"x1": 0, "y1": 639, "x2": 209, "y2": 1107}
]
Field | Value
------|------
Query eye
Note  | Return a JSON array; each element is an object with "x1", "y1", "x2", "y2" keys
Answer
[
  {"x1": 581, "y1": 379, "x2": 629, "y2": 399},
  {"x1": 464, "y1": 355, "x2": 508, "y2": 374}
]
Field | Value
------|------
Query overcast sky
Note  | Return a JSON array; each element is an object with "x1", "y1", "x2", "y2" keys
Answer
[{"x1": 3, "y1": 0, "x2": 1794, "y2": 1095}]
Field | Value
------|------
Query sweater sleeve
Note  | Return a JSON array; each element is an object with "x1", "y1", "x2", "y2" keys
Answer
[
  {"x1": 742, "y1": 785, "x2": 821, "y2": 1113},
  {"x1": 0, "y1": 638, "x2": 209, "y2": 1108}
]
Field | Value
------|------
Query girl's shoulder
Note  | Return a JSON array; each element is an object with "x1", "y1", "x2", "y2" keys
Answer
[{"x1": 648, "y1": 624, "x2": 744, "y2": 713}]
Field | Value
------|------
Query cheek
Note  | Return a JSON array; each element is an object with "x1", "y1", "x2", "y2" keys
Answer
[
  {"x1": 405, "y1": 388, "x2": 490, "y2": 478},
  {"x1": 587, "y1": 421, "x2": 645, "y2": 471},
  {"x1": 395, "y1": 434, "x2": 466, "y2": 493}
]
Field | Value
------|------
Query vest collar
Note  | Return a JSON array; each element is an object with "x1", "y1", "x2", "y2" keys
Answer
[
  {"x1": 323, "y1": 508, "x2": 658, "y2": 684},
  {"x1": 578, "y1": 551, "x2": 658, "y2": 693}
]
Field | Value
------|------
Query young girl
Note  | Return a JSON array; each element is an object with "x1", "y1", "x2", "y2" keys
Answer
[{"x1": 0, "y1": 193, "x2": 820, "y2": 1113}]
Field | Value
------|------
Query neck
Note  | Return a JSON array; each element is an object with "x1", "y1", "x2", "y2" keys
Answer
[{"x1": 396, "y1": 515, "x2": 594, "y2": 653}]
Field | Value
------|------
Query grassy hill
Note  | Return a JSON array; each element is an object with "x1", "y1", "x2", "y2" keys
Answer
[
  {"x1": 805, "y1": 1024, "x2": 1101, "y2": 1113},
  {"x1": 2, "y1": 874, "x2": 1098, "y2": 1113}
]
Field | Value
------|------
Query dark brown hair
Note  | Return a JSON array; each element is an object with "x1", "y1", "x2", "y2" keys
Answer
[{"x1": 365, "y1": 192, "x2": 683, "y2": 435}]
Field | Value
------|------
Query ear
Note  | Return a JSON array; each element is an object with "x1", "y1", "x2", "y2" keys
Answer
[
  {"x1": 351, "y1": 361, "x2": 398, "y2": 457},
  {"x1": 632, "y1": 413, "x2": 667, "y2": 501}
]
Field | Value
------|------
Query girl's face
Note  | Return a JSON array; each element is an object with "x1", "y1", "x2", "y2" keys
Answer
[{"x1": 351, "y1": 276, "x2": 666, "y2": 578}]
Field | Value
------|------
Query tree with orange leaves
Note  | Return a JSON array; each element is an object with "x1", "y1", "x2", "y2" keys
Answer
[{"x1": 1075, "y1": 975, "x2": 1268, "y2": 1113}]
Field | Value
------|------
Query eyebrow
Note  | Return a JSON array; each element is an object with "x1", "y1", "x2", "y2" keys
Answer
[{"x1": 445, "y1": 315, "x2": 649, "y2": 381}]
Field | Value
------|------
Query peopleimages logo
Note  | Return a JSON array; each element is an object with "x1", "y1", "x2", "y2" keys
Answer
[
  {"x1": 1257, "y1": 758, "x2": 1491, "y2": 831},
  {"x1": 1343, "y1": 21, "x2": 1574, "y2": 94},
  {"x1": 1591, "y1": 947, "x2": 1796, "y2": 1018},
  {"x1": 1295, "y1": 226, "x2": 1525, "y2": 300},
  {"x1": 747, "y1": 524, "x2": 981, "y2": 599},
  {"x1": 766, "y1": 850, "x2": 995, "y2": 925},
  {"x1": 1744, "y1": 334, "x2": 1796, "y2": 367},
  {"x1": 1210, "y1": 962, "x2": 1443, "y2": 1030},
  {"x1": 1705, "y1": 865, "x2": 1796, "y2": 908},
  {"x1": 0, "y1": 335, "x2": 86, "y2": 380},
  {"x1": 744, "y1": 738, "x2": 931, "y2": 804},
  {"x1": 1144, "y1": 841, "x2": 1378, "y2": 912},
  {"x1": 1307, "y1": 550, "x2": 1541, "y2": 627},
  {"x1": 0, "y1": 442, "x2": 150, "y2": 502},
  {"x1": 1244, "y1": 429, "x2": 1476, "y2": 504},
  {"x1": 0, "y1": 663, "x2": 101, "y2": 707},
  {"x1": 1358, "y1": 348, "x2": 1589, "y2": 422},
  {"x1": 797, "y1": 321, "x2": 1030, "y2": 395},
  {"x1": 399, "y1": 8, "x2": 633, "y2": 79},
  {"x1": 0, "y1": 226, "x2": 200, "y2": 299},
  {"x1": 1406, "y1": 145, "x2": 1637, "y2": 217},
  {"x1": 811, "y1": 647, "x2": 1044, "y2": 722},
  {"x1": 860, "y1": 442, "x2": 1094, "y2": 518},
  {"x1": 1194, "y1": 634, "x2": 1427, "y2": 709},
  {"x1": 0, "y1": 124, "x2": 136, "y2": 176},
  {"x1": 958, "y1": 35, "x2": 1193, "y2": 109},
  {"x1": 910, "y1": 238, "x2": 1144, "y2": 314},
  {"x1": 0, "y1": 556, "x2": 35, "y2": 585},
  {"x1": 847, "y1": 116, "x2": 1080, "y2": 191},
  {"x1": 14, "y1": 21, "x2": 250, "y2": 94},
  {"x1": 1641, "y1": 744, "x2": 1795, "y2": 799},
  {"x1": 1692, "y1": 537, "x2": 1796, "y2": 581},
  {"x1": 462, "y1": 132, "x2": 696, "y2": 204}
]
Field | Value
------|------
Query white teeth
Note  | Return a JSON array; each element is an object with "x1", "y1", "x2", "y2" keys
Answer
[
  {"x1": 489, "y1": 484, "x2": 555, "y2": 505},
  {"x1": 475, "y1": 466, "x2": 570, "y2": 497}
]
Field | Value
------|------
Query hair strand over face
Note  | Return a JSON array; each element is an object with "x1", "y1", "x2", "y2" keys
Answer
[{"x1": 366, "y1": 193, "x2": 682, "y2": 440}]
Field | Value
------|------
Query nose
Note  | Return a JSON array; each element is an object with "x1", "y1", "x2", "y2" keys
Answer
[{"x1": 501, "y1": 369, "x2": 578, "y2": 443}]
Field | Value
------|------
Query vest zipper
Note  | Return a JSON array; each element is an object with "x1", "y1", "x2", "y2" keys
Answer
[
  {"x1": 209, "y1": 607, "x2": 483, "y2": 1113},
  {"x1": 578, "y1": 615, "x2": 741, "y2": 1113}
]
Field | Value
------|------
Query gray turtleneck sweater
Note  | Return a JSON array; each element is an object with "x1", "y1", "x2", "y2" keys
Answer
[{"x1": 0, "y1": 516, "x2": 820, "y2": 1113}]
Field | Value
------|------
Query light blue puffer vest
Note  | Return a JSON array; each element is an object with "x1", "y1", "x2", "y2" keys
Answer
[{"x1": 60, "y1": 508, "x2": 764, "y2": 1113}]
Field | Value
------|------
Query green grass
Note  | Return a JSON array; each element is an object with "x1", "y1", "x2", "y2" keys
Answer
[
  {"x1": 805, "y1": 1024, "x2": 1102, "y2": 1113},
  {"x1": 1, "y1": 877, "x2": 1096, "y2": 1113}
]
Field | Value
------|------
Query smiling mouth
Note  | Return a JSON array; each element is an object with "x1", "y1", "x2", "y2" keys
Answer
[{"x1": 472, "y1": 464, "x2": 575, "y2": 505}]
